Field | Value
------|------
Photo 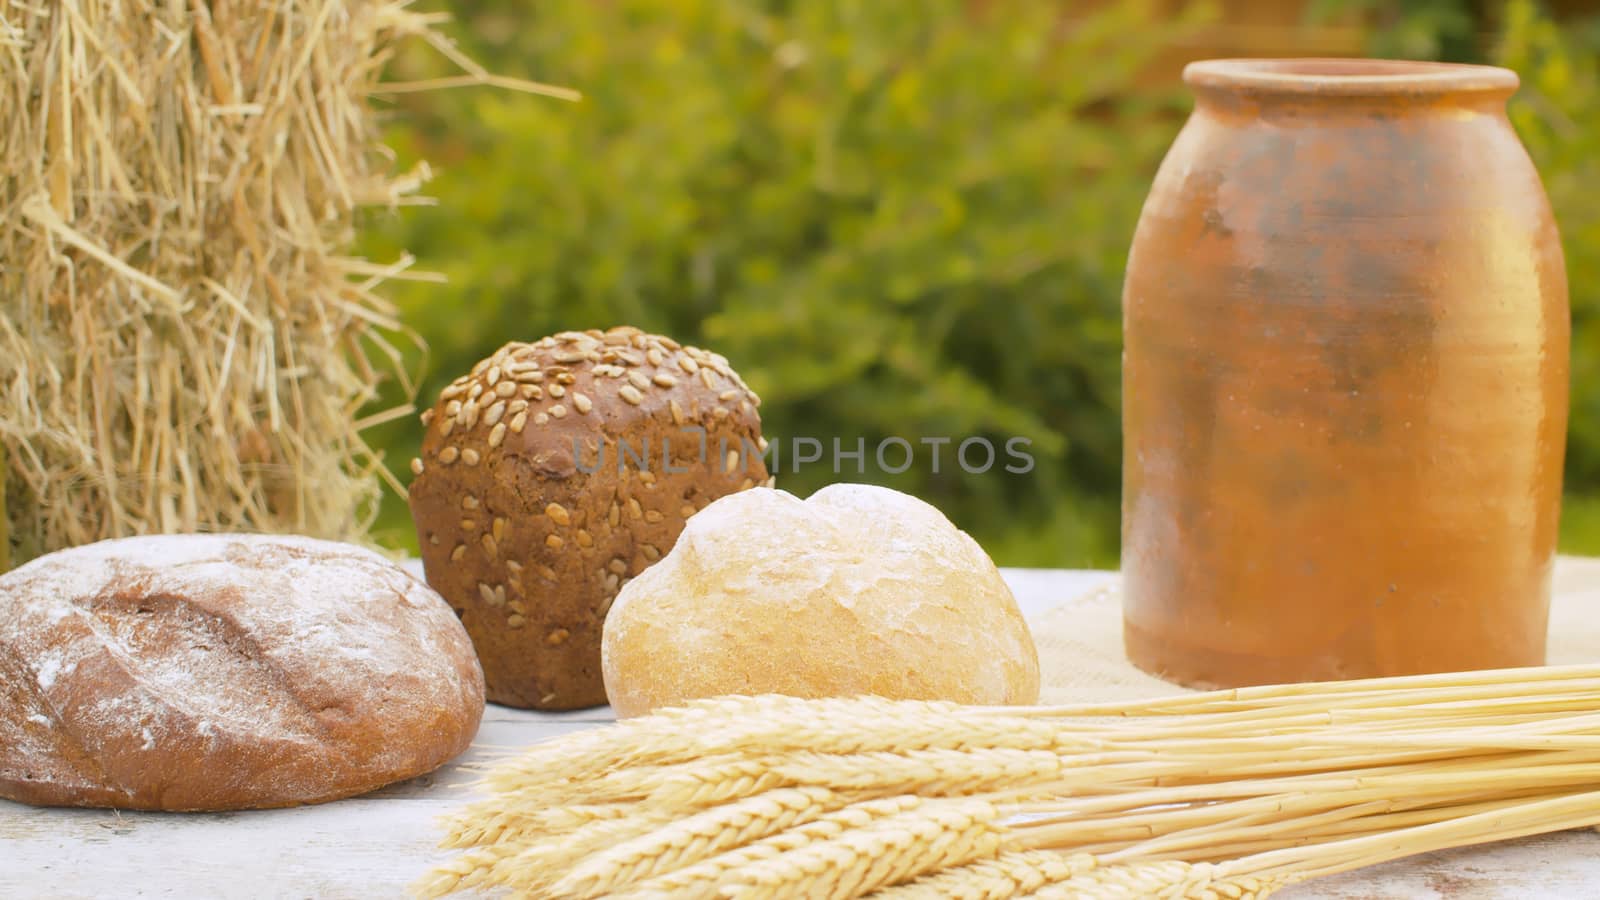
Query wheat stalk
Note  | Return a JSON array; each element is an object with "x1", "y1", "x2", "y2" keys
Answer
[
  {"x1": 484, "y1": 676, "x2": 1600, "y2": 794},
  {"x1": 1010, "y1": 667, "x2": 1600, "y2": 718},
  {"x1": 427, "y1": 665, "x2": 1600, "y2": 899},
  {"x1": 1231, "y1": 788, "x2": 1600, "y2": 884}
]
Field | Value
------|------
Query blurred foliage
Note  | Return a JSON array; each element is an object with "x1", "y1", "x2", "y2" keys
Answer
[
  {"x1": 1497, "y1": 2, "x2": 1600, "y2": 517},
  {"x1": 363, "y1": 0, "x2": 1600, "y2": 564},
  {"x1": 363, "y1": 0, "x2": 1213, "y2": 565},
  {"x1": 1307, "y1": 0, "x2": 1482, "y2": 60}
]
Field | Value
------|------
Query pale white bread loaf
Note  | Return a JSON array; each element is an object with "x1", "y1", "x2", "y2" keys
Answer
[
  {"x1": 601, "y1": 484, "x2": 1040, "y2": 717},
  {"x1": 0, "y1": 534, "x2": 484, "y2": 811}
]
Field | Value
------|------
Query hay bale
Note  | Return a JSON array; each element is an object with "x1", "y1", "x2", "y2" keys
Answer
[{"x1": 0, "y1": 1, "x2": 483, "y2": 567}]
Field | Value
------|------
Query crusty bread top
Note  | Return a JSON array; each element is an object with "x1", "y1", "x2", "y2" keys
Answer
[
  {"x1": 601, "y1": 484, "x2": 1040, "y2": 717},
  {"x1": 407, "y1": 326, "x2": 769, "y2": 709},
  {"x1": 0, "y1": 534, "x2": 485, "y2": 811}
]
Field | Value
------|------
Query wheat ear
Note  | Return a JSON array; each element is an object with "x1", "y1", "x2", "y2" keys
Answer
[
  {"x1": 483, "y1": 695, "x2": 1068, "y2": 791},
  {"x1": 1023, "y1": 860, "x2": 1288, "y2": 899},
  {"x1": 642, "y1": 747, "x2": 1069, "y2": 810},
  {"x1": 477, "y1": 745, "x2": 1068, "y2": 823},
  {"x1": 776, "y1": 748, "x2": 1068, "y2": 796},
  {"x1": 610, "y1": 795, "x2": 926, "y2": 900},
  {"x1": 472, "y1": 810, "x2": 676, "y2": 895},
  {"x1": 716, "y1": 797, "x2": 1003, "y2": 899},
  {"x1": 531, "y1": 755, "x2": 788, "y2": 809},
  {"x1": 410, "y1": 843, "x2": 523, "y2": 899},
  {"x1": 551, "y1": 787, "x2": 843, "y2": 898},
  {"x1": 438, "y1": 801, "x2": 631, "y2": 849},
  {"x1": 867, "y1": 849, "x2": 1097, "y2": 899}
]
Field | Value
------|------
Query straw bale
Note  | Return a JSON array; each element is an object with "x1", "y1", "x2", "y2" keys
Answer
[{"x1": 0, "y1": 1, "x2": 481, "y2": 566}]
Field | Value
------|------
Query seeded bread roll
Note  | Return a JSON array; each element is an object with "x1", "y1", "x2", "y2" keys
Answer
[
  {"x1": 0, "y1": 534, "x2": 484, "y2": 811},
  {"x1": 407, "y1": 326, "x2": 768, "y2": 710}
]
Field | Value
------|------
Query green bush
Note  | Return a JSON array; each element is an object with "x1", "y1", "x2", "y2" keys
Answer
[
  {"x1": 1496, "y1": 2, "x2": 1600, "y2": 501},
  {"x1": 363, "y1": 0, "x2": 1212, "y2": 565},
  {"x1": 364, "y1": 0, "x2": 1600, "y2": 563}
]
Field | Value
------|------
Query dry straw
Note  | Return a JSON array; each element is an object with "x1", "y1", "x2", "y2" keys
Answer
[
  {"x1": 0, "y1": 1, "x2": 573, "y2": 567},
  {"x1": 425, "y1": 664, "x2": 1600, "y2": 898}
]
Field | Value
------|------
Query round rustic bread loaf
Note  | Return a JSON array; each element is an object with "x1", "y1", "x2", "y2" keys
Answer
[
  {"x1": 407, "y1": 326, "x2": 768, "y2": 710},
  {"x1": 601, "y1": 483, "x2": 1040, "y2": 717},
  {"x1": 0, "y1": 534, "x2": 484, "y2": 811}
]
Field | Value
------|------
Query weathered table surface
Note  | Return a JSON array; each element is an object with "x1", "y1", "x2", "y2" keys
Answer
[{"x1": 5, "y1": 569, "x2": 1599, "y2": 899}]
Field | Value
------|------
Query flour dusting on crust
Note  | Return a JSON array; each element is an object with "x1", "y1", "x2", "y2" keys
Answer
[{"x1": 0, "y1": 534, "x2": 485, "y2": 811}]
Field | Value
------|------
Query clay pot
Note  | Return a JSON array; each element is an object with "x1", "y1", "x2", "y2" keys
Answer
[{"x1": 1122, "y1": 59, "x2": 1569, "y2": 687}]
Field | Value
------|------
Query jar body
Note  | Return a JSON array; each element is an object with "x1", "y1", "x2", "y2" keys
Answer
[{"x1": 1121, "y1": 61, "x2": 1569, "y2": 687}]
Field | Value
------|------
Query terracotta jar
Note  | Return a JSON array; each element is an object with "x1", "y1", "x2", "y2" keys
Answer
[{"x1": 1122, "y1": 59, "x2": 1569, "y2": 687}]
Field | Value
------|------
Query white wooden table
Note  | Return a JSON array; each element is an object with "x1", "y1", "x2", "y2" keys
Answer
[{"x1": 5, "y1": 569, "x2": 1599, "y2": 899}]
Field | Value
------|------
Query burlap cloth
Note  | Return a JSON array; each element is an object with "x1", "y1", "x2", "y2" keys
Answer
[{"x1": 1032, "y1": 556, "x2": 1600, "y2": 704}]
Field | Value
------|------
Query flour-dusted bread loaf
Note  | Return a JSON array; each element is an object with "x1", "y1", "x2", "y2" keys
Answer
[
  {"x1": 408, "y1": 326, "x2": 767, "y2": 710},
  {"x1": 0, "y1": 535, "x2": 485, "y2": 811},
  {"x1": 601, "y1": 484, "x2": 1041, "y2": 717}
]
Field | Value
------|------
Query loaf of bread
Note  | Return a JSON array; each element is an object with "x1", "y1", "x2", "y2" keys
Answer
[
  {"x1": 408, "y1": 326, "x2": 768, "y2": 710},
  {"x1": 602, "y1": 483, "x2": 1041, "y2": 717},
  {"x1": 0, "y1": 534, "x2": 485, "y2": 811}
]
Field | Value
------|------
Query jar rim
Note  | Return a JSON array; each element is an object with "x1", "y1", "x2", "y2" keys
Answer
[{"x1": 1184, "y1": 58, "x2": 1519, "y2": 98}]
